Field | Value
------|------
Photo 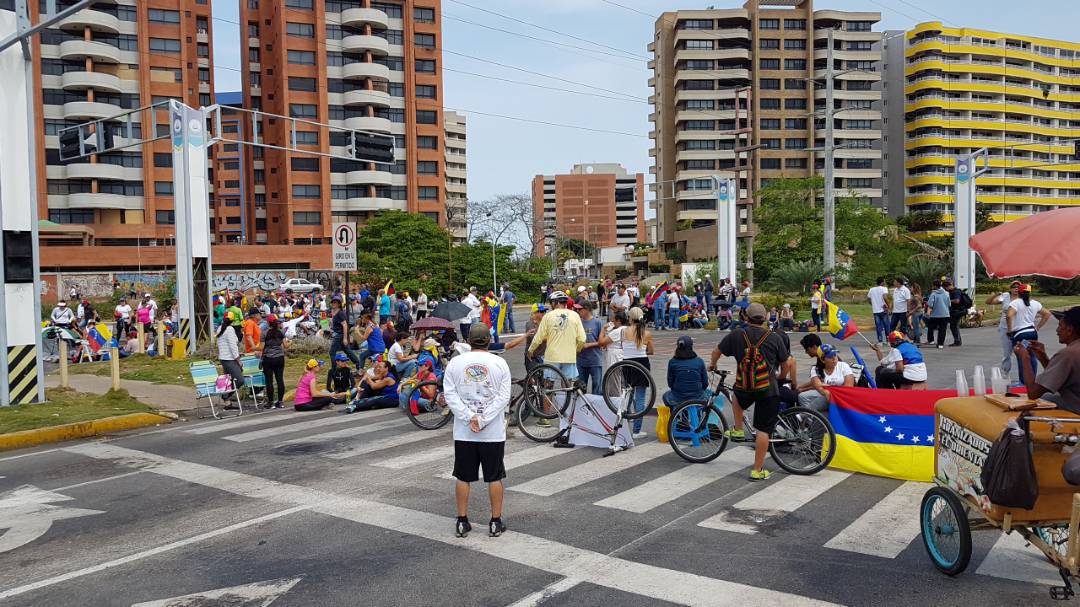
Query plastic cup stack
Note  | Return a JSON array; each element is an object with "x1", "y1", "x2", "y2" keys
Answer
[
  {"x1": 955, "y1": 369, "x2": 969, "y2": 398},
  {"x1": 973, "y1": 365, "x2": 986, "y2": 396},
  {"x1": 990, "y1": 367, "x2": 1008, "y2": 395}
]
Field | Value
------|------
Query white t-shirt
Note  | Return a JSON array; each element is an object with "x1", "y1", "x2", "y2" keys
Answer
[
  {"x1": 610, "y1": 293, "x2": 630, "y2": 310},
  {"x1": 604, "y1": 325, "x2": 626, "y2": 368},
  {"x1": 868, "y1": 286, "x2": 888, "y2": 314},
  {"x1": 443, "y1": 351, "x2": 511, "y2": 442},
  {"x1": 668, "y1": 291, "x2": 681, "y2": 309},
  {"x1": 627, "y1": 286, "x2": 640, "y2": 300},
  {"x1": 115, "y1": 304, "x2": 132, "y2": 320},
  {"x1": 462, "y1": 293, "x2": 482, "y2": 321},
  {"x1": 997, "y1": 292, "x2": 1012, "y2": 327},
  {"x1": 388, "y1": 341, "x2": 406, "y2": 366},
  {"x1": 811, "y1": 361, "x2": 855, "y2": 386},
  {"x1": 892, "y1": 286, "x2": 911, "y2": 314},
  {"x1": 1009, "y1": 298, "x2": 1043, "y2": 332},
  {"x1": 881, "y1": 347, "x2": 928, "y2": 382},
  {"x1": 810, "y1": 291, "x2": 822, "y2": 311}
]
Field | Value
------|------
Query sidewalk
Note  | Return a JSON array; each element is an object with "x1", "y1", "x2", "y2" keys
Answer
[{"x1": 44, "y1": 373, "x2": 195, "y2": 413}]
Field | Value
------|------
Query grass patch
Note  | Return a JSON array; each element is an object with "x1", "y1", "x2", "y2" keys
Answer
[
  {"x1": 73, "y1": 354, "x2": 316, "y2": 387},
  {"x1": 0, "y1": 388, "x2": 153, "y2": 434}
]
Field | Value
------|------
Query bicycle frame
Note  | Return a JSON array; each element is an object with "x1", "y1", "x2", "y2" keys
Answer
[{"x1": 544, "y1": 383, "x2": 632, "y2": 453}]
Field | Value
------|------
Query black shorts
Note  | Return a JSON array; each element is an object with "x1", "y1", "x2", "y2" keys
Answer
[
  {"x1": 453, "y1": 440, "x2": 506, "y2": 483},
  {"x1": 732, "y1": 390, "x2": 779, "y2": 434}
]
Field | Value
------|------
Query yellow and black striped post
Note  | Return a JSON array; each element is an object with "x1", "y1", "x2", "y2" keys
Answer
[
  {"x1": 7, "y1": 345, "x2": 38, "y2": 405},
  {"x1": 178, "y1": 318, "x2": 191, "y2": 343}
]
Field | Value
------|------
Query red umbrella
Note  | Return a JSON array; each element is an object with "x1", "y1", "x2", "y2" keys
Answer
[
  {"x1": 970, "y1": 208, "x2": 1080, "y2": 279},
  {"x1": 410, "y1": 315, "x2": 453, "y2": 332}
]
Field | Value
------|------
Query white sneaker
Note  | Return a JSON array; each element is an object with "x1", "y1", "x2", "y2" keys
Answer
[{"x1": 632, "y1": 431, "x2": 647, "y2": 439}]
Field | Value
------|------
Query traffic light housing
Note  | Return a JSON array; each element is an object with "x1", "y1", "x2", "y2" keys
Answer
[
  {"x1": 58, "y1": 125, "x2": 94, "y2": 161},
  {"x1": 346, "y1": 131, "x2": 395, "y2": 164}
]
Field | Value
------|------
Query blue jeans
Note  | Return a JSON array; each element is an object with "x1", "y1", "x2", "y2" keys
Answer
[
  {"x1": 579, "y1": 365, "x2": 602, "y2": 395},
  {"x1": 1011, "y1": 329, "x2": 1040, "y2": 384},
  {"x1": 662, "y1": 390, "x2": 706, "y2": 408},
  {"x1": 668, "y1": 308, "x2": 680, "y2": 330},
  {"x1": 329, "y1": 335, "x2": 360, "y2": 366},
  {"x1": 910, "y1": 313, "x2": 924, "y2": 343},
  {"x1": 890, "y1": 312, "x2": 909, "y2": 336},
  {"x1": 543, "y1": 362, "x2": 578, "y2": 382},
  {"x1": 654, "y1": 308, "x2": 665, "y2": 330},
  {"x1": 395, "y1": 360, "x2": 417, "y2": 379},
  {"x1": 632, "y1": 387, "x2": 648, "y2": 433},
  {"x1": 503, "y1": 310, "x2": 515, "y2": 333},
  {"x1": 873, "y1": 312, "x2": 889, "y2": 343}
]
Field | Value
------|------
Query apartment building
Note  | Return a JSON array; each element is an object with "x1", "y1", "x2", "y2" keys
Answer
[
  {"x1": 444, "y1": 110, "x2": 467, "y2": 243},
  {"x1": 891, "y1": 22, "x2": 1080, "y2": 234},
  {"x1": 649, "y1": 0, "x2": 883, "y2": 261},
  {"x1": 240, "y1": 0, "x2": 447, "y2": 249},
  {"x1": 532, "y1": 163, "x2": 646, "y2": 257}
]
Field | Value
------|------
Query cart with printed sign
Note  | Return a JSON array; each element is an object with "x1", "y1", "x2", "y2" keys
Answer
[{"x1": 922, "y1": 395, "x2": 1080, "y2": 599}]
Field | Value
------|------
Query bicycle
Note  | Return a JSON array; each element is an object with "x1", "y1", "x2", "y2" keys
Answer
[
  {"x1": 667, "y1": 369, "x2": 837, "y2": 475},
  {"x1": 515, "y1": 360, "x2": 657, "y2": 456},
  {"x1": 406, "y1": 374, "x2": 539, "y2": 431}
]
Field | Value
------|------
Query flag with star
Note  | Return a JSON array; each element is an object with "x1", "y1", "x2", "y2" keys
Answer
[{"x1": 826, "y1": 386, "x2": 947, "y2": 482}]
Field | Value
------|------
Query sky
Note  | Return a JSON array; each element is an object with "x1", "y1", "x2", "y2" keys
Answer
[{"x1": 211, "y1": 0, "x2": 1080, "y2": 249}]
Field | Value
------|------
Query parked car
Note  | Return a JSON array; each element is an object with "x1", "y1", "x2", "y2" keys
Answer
[{"x1": 278, "y1": 278, "x2": 323, "y2": 294}]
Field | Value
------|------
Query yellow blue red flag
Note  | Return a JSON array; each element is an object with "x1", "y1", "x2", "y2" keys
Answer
[
  {"x1": 823, "y1": 300, "x2": 859, "y2": 340},
  {"x1": 827, "y1": 386, "x2": 938, "y2": 481}
]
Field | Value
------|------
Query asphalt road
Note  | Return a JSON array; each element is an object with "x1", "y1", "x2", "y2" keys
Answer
[{"x1": 0, "y1": 315, "x2": 1072, "y2": 606}]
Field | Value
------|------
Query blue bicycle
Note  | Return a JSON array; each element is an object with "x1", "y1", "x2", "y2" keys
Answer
[{"x1": 667, "y1": 369, "x2": 837, "y2": 474}]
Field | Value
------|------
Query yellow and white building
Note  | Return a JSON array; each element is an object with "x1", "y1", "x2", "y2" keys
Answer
[{"x1": 899, "y1": 22, "x2": 1080, "y2": 233}]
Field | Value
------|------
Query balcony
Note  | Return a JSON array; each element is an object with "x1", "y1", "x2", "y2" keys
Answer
[
  {"x1": 64, "y1": 162, "x2": 140, "y2": 181},
  {"x1": 446, "y1": 166, "x2": 466, "y2": 179},
  {"x1": 342, "y1": 116, "x2": 393, "y2": 133},
  {"x1": 343, "y1": 170, "x2": 394, "y2": 187},
  {"x1": 48, "y1": 192, "x2": 143, "y2": 210},
  {"x1": 343, "y1": 89, "x2": 391, "y2": 108},
  {"x1": 60, "y1": 70, "x2": 126, "y2": 93},
  {"x1": 59, "y1": 39, "x2": 121, "y2": 63},
  {"x1": 57, "y1": 9, "x2": 120, "y2": 33},
  {"x1": 675, "y1": 27, "x2": 750, "y2": 43},
  {"x1": 342, "y1": 35, "x2": 390, "y2": 56},
  {"x1": 342, "y1": 61, "x2": 391, "y2": 81},
  {"x1": 332, "y1": 197, "x2": 404, "y2": 213},
  {"x1": 340, "y1": 7, "x2": 389, "y2": 30},
  {"x1": 675, "y1": 48, "x2": 751, "y2": 63},
  {"x1": 63, "y1": 100, "x2": 122, "y2": 120}
]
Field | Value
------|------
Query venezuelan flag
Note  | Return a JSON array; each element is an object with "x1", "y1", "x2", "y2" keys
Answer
[
  {"x1": 645, "y1": 282, "x2": 670, "y2": 307},
  {"x1": 823, "y1": 300, "x2": 859, "y2": 341},
  {"x1": 87, "y1": 323, "x2": 112, "y2": 354},
  {"x1": 827, "y1": 386, "x2": 943, "y2": 482}
]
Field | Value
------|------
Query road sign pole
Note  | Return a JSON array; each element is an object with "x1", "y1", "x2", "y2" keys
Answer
[{"x1": 953, "y1": 148, "x2": 989, "y2": 291}]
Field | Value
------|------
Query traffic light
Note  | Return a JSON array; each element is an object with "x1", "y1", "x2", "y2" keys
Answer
[
  {"x1": 58, "y1": 125, "x2": 94, "y2": 161},
  {"x1": 96, "y1": 124, "x2": 115, "y2": 155},
  {"x1": 346, "y1": 131, "x2": 395, "y2": 164}
]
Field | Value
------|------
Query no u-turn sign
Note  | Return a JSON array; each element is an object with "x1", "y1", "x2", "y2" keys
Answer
[{"x1": 333, "y1": 222, "x2": 357, "y2": 271}]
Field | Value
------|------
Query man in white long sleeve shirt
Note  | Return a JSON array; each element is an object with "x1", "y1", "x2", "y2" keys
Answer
[{"x1": 444, "y1": 322, "x2": 511, "y2": 538}]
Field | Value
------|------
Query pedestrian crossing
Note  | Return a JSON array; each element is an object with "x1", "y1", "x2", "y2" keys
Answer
[{"x1": 698, "y1": 469, "x2": 851, "y2": 534}]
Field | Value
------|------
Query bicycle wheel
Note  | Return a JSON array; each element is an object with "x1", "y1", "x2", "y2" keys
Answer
[
  {"x1": 602, "y1": 359, "x2": 656, "y2": 420},
  {"x1": 768, "y1": 406, "x2": 836, "y2": 475},
  {"x1": 920, "y1": 486, "x2": 972, "y2": 576},
  {"x1": 516, "y1": 364, "x2": 570, "y2": 443},
  {"x1": 668, "y1": 400, "x2": 729, "y2": 463},
  {"x1": 405, "y1": 381, "x2": 451, "y2": 430}
]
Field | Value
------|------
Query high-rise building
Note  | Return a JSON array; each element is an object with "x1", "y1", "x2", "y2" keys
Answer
[
  {"x1": 880, "y1": 29, "x2": 906, "y2": 217},
  {"x1": 649, "y1": 0, "x2": 883, "y2": 261},
  {"x1": 444, "y1": 109, "x2": 467, "y2": 243},
  {"x1": 892, "y1": 22, "x2": 1080, "y2": 234},
  {"x1": 532, "y1": 163, "x2": 646, "y2": 258}
]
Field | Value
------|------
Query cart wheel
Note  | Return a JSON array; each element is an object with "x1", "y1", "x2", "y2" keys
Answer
[{"x1": 920, "y1": 487, "x2": 972, "y2": 576}]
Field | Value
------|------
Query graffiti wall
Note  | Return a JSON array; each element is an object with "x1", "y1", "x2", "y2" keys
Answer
[
  {"x1": 43, "y1": 270, "x2": 305, "y2": 302},
  {"x1": 211, "y1": 271, "x2": 290, "y2": 292}
]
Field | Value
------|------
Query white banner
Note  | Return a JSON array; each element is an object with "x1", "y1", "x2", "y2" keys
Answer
[{"x1": 560, "y1": 394, "x2": 635, "y2": 450}]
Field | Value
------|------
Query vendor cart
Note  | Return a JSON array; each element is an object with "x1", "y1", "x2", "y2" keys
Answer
[{"x1": 922, "y1": 395, "x2": 1080, "y2": 599}]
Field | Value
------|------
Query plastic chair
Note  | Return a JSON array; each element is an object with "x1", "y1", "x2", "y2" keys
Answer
[
  {"x1": 848, "y1": 346, "x2": 877, "y2": 389},
  {"x1": 239, "y1": 354, "x2": 266, "y2": 408},
  {"x1": 189, "y1": 360, "x2": 242, "y2": 419}
]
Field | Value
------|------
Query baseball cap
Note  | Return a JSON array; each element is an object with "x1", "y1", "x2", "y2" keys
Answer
[
  {"x1": 676, "y1": 335, "x2": 694, "y2": 351},
  {"x1": 305, "y1": 359, "x2": 322, "y2": 370},
  {"x1": 333, "y1": 352, "x2": 349, "y2": 362},
  {"x1": 820, "y1": 344, "x2": 839, "y2": 358},
  {"x1": 577, "y1": 286, "x2": 586, "y2": 292},
  {"x1": 1018, "y1": 283, "x2": 1032, "y2": 294},
  {"x1": 745, "y1": 303, "x2": 767, "y2": 322},
  {"x1": 467, "y1": 322, "x2": 491, "y2": 347},
  {"x1": 1052, "y1": 306, "x2": 1080, "y2": 329},
  {"x1": 887, "y1": 330, "x2": 906, "y2": 345},
  {"x1": 266, "y1": 314, "x2": 278, "y2": 324}
]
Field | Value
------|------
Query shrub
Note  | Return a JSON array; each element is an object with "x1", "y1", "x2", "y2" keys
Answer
[
  {"x1": 905, "y1": 255, "x2": 946, "y2": 293},
  {"x1": 754, "y1": 293, "x2": 802, "y2": 317},
  {"x1": 765, "y1": 260, "x2": 825, "y2": 294},
  {"x1": 1035, "y1": 276, "x2": 1080, "y2": 296}
]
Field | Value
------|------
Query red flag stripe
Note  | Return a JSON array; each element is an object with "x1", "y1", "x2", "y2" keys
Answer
[{"x1": 829, "y1": 386, "x2": 943, "y2": 416}]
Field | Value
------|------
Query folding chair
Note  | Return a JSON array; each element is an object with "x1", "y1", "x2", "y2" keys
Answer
[
  {"x1": 76, "y1": 340, "x2": 96, "y2": 363},
  {"x1": 239, "y1": 354, "x2": 267, "y2": 409},
  {"x1": 189, "y1": 360, "x2": 243, "y2": 419},
  {"x1": 848, "y1": 346, "x2": 877, "y2": 389}
]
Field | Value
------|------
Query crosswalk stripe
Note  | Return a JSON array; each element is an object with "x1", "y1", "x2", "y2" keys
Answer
[
  {"x1": 323, "y1": 428, "x2": 451, "y2": 460},
  {"x1": 373, "y1": 445, "x2": 454, "y2": 469},
  {"x1": 185, "y1": 411, "x2": 298, "y2": 435},
  {"x1": 274, "y1": 417, "x2": 412, "y2": 446},
  {"x1": 509, "y1": 442, "x2": 672, "y2": 497},
  {"x1": 823, "y1": 481, "x2": 930, "y2": 557},
  {"x1": 698, "y1": 469, "x2": 850, "y2": 534},
  {"x1": 975, "y1": 530, "x2": 1063, "y2": 586},
  {"x1": 436, "y1": 444, "x2": 573, "y2": 481},
  {"x1": 224, "y1": 411, "x2": 402, "y2": 443},
  {"x1": 594, "y1": 447, "x2": 756, "y2": 513}
]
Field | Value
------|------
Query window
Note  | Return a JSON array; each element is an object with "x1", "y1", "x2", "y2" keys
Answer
[
  {"x1": 759, "y1": 98, "x2": 780, "y2": 110},
  {"x1": 414, "y1": 7, "x2": 435, "y2": 23},
  {"x1": 785, "y1": 19, "x2": 806, "y2": 30},
  {"x1": 760, "y1": 158, "x2": 781, "y2": 169},
  {"x1": 291, "y1": 157, "x2": 320, "y2": 171},
  {"x1": 784, "y1": 39, "x2": 806, "y2": 50},
  {"x1": 415, "y1": 59, "x2": 435, "y2": 73},
  {"x1": 97, "y1": 181, "x2": 143, "y2": 196},
  {"x1": 288, "y1": 76, "x2": 317, "y2": 91},
  {"x1": 685, "y1": 59, "x2": 712, "y2": 70},
  {"x1": 684, "y1": 140, "x2": 715, "y2": 150},
  {"x1": 198, "y1": 68, "x2": 210, "y2": 82},
  {"x1": 685, "y1": 99, "x2": 714, "y2": 110},
  {"x1": 197, "y1": 43, "x2": 209, "y2": 57},
  {"x1": 847, "y1": 21, "x2": 873, "y2": 32},
  {"x1": 760, "y1": 39, "x2": 779, "y2": 50},
  {"x1": 418, "y1": 186, "x2": 439, "y2": 200},
  {"x1": 685, "y1": 40, "x2": 713, "y2": 50},
  {"x1": 683, "y1": 120, "x2": 714, "y2": 130},
  {"x1": 685, "y1": 160, "x2": 714, "y2": 170},
  {"x1": 785, "y1": 138, "x2": 807, "y2": 149},
  {"x1": 847, "y1": 80, "x2": 872, "y2": 91},
  {"x1": 785, "y1": 58, "x2": 806, "y2": 70},
  {"x1": 149, "y1": 38, "x2": 181, "y2": 54},
  {"x1": 759, "y1": 58, "x2": 780, "y2": 70},
  {"x1": 761, "y1": 138, "x2": 780, "y2": 149},
  {"x1": 785, "y1": 98, "x2": 807, "y2": 109},
  {"x1": 848, "y1": 60, "x2": 875, "y2": 71},
  {"x1": 292, "y1": 185, "x2": 321, "y2": 199},
  {"x1": 416, "y1": 110, "x2": 437, "y2": 124},
  {"x1": 785, "y1": 118, "x2": 807, "y2": 129},
  {"x1": 50, "y1": 209, "x2": 94, "y2": 224},
  {"x1": 285, "y1": 0, "x2": 312, "y2": 8},
  {"x1": 760, "y1": 119, "x2": 780, "y2": 129},
  {"x1": 288, "y1": 50, "x2": 316, "y2": 65},
  {"x1": 417, "y1": 135, "x2": 438, "y2": 149},
  {"x1": 148, "y1": 9, "x2": 180, "y2": 24},
  {"x1": 759, "y1": 19, "x2": 779, "y2": 30},
  {"x1": 249, "y1": 48, "x2": 260, "y2": 62},
  {"x1": 389, "y1": 82, "x2": 405, "y2": 97},
  {"x1": 378, "y1": 55, "x2": 405, "y2": 71},
  {"x1": 381, "y1": 29, "x2": 404, "y2": 45},
  {"x1": 417, "y1": 161, "x2": 438, "y2": 175},
  {"x1": 154, "y1": 181, "x2": 174, "y2": 196},
  {"x1": 785, "y1": 78, "x2": 807, "y2": 89},
  {"x1": 372, "y1": 2, "x2": 403, "y2": 18},
  {"x1": 293, "y1": 211, "x2": 321, "y2": 225},
  {"x1": 294, "y1": 130, "x2": 319, "y2": 145},
  {"x1": 785, "y1": 158, "x2": 807, "y2": 169},
  {"x1": 847, "y1": 41, "x2": 873, "y2": 51},
  {"x1": 680, "y1": 19, "x2": 713, "y2": 30},
  {"x1": 414, "y1": 33, "x2": 435, "y2": 47},
  {"x1": 844, "y1": 119, "x2": 873, "y2": 130},
  {"x1": 249, "y1": 72, "x2": 261, "y2": 87},
  {"x1": 286, "y1": 22, "x2": 315, "y2": 37},
  {"x1": 289, "y1": 104, "x2": 317, "y2": 118},
  {"x1": 848, "y1": 178, "x2": 874, "y2": 188},
  {"x1": 415, "y1": 84, "x2": 436, "y2": 98},
  {"x1": 155, "y1": 210, "x2": 175, "y2": 225},
  {"x1": 760, "y1": 78, "x2": 780, "y2": 90},
  {"x1": 154, "y1": 153, "x2": 172, "y2": 168},
  {"x1": 683, "y1": 80, "x2": 714, "y2": 90},
  {"x1": 221, "y1": 161, "x2": 239, "y2": 170}
]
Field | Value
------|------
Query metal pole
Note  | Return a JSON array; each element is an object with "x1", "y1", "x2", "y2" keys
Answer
[
  {"x1": 823, "y1": 28, "x2": 836, "y2": 271},
  {"x1": 491, "y1": 238, "x2": 497, "y2": 294}
]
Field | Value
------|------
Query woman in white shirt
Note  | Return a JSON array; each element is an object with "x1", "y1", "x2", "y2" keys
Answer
[
  {"x1": 597, "y1": 310, "x2": 627, "y2": 370},
  {"x1": 1006, "y1": 283, "x2": 1052, "y2": 383},
  {"x1": 986, "y1": 280, "x2": 1021, "y2": 375},
  {"x1": 216, "y1": 313, "x2": 244, "y2": 407},
  {"x1": 797, "y1": 344, "x2": 854, "y2": 411}
]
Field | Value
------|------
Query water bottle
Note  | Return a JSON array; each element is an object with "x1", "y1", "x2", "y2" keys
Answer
[
  {"x1": 955, "y1": 369, "x2": 969, "y2": 397},
  {"x1": 973, "y1": 365, "x2": 986, "y2": 396},
  {"x1": 990, "y1": 367, "x2": 1008, "y2": 395}
]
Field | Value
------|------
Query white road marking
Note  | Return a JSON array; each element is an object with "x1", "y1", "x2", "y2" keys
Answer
[
  {"x1": 0, "y1": 506, "x2": 305, "y2": 601},
  {"x1": 131, "y1": 576, "x2": 302, "y2": 606},
  {"x1": 594, "y1": 447, "x2": 755, "y2": 513},
  {"x1": 53, "y1": 471, "x2": 143, "y2": 493},
  {"x1": 274, "y1": 416, "x2": 413, "y2": 447},
  {"x1": 225, "y1": 412, "x2": 404, "y2": 443},
  {"x1": 322, "y1": 428, "x2": 451, "y2": 460},
  {"x1": 436, "y1": 443, "x2": 571, "y2": 481},
  {"x1": 823, "y1": 481, "x2": 930, "y2": 558},
  {"x1": 975, "y1": 530, "x2": 1063, "y2": 586},
  {"x1": 504, "y1": 577, "x2": 581, "y2": 607},
  {"x1": 0, "y1": 485, "x2": 105, "y2": 554},
  {"x1": 373, "y1": 445, "x2": 453, "y2": 469},
  {"x1": 187, "y1": 408, "x2": 397, "y2": 436},
  {"x1": 509, "y1": 442, "x2": 672, "y2": 497},
  {"x1": 63, "y1": 443, "x2": 840, "y2": 607},
  {"x1": 0, "y1": 448, "x2": 61, "y2": 464},
  {"x1": 698, "y1": 469, "x2": 850, "y2": 534}
]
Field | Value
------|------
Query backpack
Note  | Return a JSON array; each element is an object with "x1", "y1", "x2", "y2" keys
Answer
[
  {"x1": 734, "y1": 330, "x2": 772, "y2": 393},
  {"x1": 959, "y1": 290, "x2": 973, "y2": 310}
]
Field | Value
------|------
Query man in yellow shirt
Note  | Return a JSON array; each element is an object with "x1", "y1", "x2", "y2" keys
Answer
[{"x1": 527, "y1": 290, "x2": 585, "y2": 382}]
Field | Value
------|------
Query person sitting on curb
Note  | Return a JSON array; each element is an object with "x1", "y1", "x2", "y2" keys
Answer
[
  {"x1": 796, "y1": 344, "x2": 854, "y2": 411},
  {"x1": 871, "y1": 331, "x2": 927, "y2": 389},
  {"x1": 343, "y1": 359, "x2": 398, "y2": 413},
  {"x1": 294, "y1": 359, "x2": 336, "y2": 411}
]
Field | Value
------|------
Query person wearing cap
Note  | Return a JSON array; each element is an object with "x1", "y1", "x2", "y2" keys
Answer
[
  {"x1": 216, "y1": 313, "x2": 244, "y2": 408},
  {"x1": 1015, "y1": 307, "x2": 1080, "y2": 415},
  {"x1": 113, "y1": 297, "x2": 132, "y2": 337},
  {"x1": 324, "y1": 352, "x2": 356, "y2": 401},
  {"x1": 343, "y1": 359, "x2": 398, "y2": 413},
  {"x1": 527, "y1": 291, "x2": 586, "y2": 385},
  {"x1": 871, "y1": 331, "x2": 927, "y2": 389},
  {"x1": 261, "y1": 315, "x2": 287, "y2": 408},
  {"x1": 796, "y1": 344, "x2": 854, "y2": 411},
  {"x1": 50, "y1": 300, "x2": 75, "y2": 328},
  {"x1": 294, "y1": 359, "x2": 334, "y2": 411},
  {"x1": 713, "y1": 302, "x2": 790, "y2": 481},
  {"x1": 664, "y1": 336, "x2": 708, "y2": 408},
  {"x1": 1007, "y1": 283, "x2": 1053, "y2": 383},
  {"x1": 987, "y1": 281, "x2": 1022, "y2": 375},
  {"x1": 328, "y1": 295, "x2": 361, "y2": 367},
  {"x1": 575, "y1": 301, "x2": 605, "y2": 395},
  {"x1": 444, "y1": 322, "x2": 511, "y2": 538}
]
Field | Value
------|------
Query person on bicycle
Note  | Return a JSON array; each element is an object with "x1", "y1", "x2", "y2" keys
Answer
[
  {"x1": 711, "y1": 303, "x2": 790, "y2": 482},
  {"x1": 445, "y1": 322, "x2": 511, "y2": 538},
  {"x1": 663, "y1": 336, "x2": 708, "y2": 408}
]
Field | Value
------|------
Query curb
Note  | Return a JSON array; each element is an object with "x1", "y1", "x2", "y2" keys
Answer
[{"x1": 0, "y1": 412, "x2": 174, "y2": 452}]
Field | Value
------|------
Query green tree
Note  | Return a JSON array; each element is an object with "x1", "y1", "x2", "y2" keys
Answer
[{"x1": 355, "y1": 210, "x2": 451, "y2": 296}]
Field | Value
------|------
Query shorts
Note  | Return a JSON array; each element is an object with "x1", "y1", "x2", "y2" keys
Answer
[
  {"x1": 733, "y1": 390, "x2": 779, "y2": 434},
  {"x1": 453, "y1": 440, "x2": 506, "y2": 483},
  {"x1": 544, "y1": 362, "x2": 578, "y2": 382}
]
